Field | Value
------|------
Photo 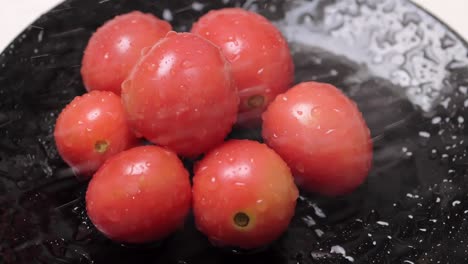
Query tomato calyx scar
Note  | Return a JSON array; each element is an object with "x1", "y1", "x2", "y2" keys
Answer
[
  {"x1": 94, "y1": 140, "x2": 109, "y2": 153},
  {"x1": 233, "y1": 212, "x2": 250, "y2": 228}
]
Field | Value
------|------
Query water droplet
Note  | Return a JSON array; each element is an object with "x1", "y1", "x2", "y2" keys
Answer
[
  {"x1": 315, "y1": 229, "x2": 324, "y2": 237},
  {"x1": 302, "y1": 215, "x2": 316, "y2": 227},
  {"x1": 312, "y1": 203, "x2": 326, "y2": 218},
  {"x1": 182, "y1": 60, "x2": 193, "y2": 68},
  {"x1": 191, "y1": 2, "x2": 204, "y2": 11},
  {"x1": 459, "y1": 86, "x2": 467, "y2": 94},
  {"x1": 431, "y1": 116, "x2": 441, "y2": 124},
  {"x1": 429, "y1": 148, "x2": 438, "y2": 159},
  {"x1": 256, "y1": 199, "x2": 267, "y2": 212},
  {"x1": 257, "y1": 68, "x2": 264, "y2": 75},
  {"x1": 418, "y1": 131, "x2": 430, "y2": 138},
  {"x1": 296, "y1": 163, "x2": 305, "y2": 173},
  {"x1": 162, "y1": 9, "x2": 173, "y2": 21},
  {"x1": 296, "y1": 110, "x2": 303, "y2": 116}
]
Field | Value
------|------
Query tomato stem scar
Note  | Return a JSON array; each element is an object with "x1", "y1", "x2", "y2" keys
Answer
[
  {"x1": 95, "y1": 140, "x2": 109, "y2": 153},
  {"x1": 233, "y1": 212, "x2": 250, "y2": 227}
]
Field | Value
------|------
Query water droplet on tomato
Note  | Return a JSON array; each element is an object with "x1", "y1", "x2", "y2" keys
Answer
[
  {"x1": 256, "y1": 199, "x2": 268, "y2": 212},
  {"x1": 182, "y1": 60, "x2": 193, "y2": 68},
  {"x1": 296, "y1": 163, "x2": 305, "y2": 173},
  {"x1": 296, "y1": 110, "x2": 303, "y2": 116}
]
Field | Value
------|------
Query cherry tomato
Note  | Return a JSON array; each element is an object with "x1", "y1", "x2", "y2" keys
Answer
[
  {"x1": 86, "y1": 145, "x2": 192, "y2": 244},
  {"x1": 192, "y1": 140, "x2": 298, "y2": 249},
  {"x1": 81, "y1": 11, "x2": 171, "y2": 95},
  {"x1": 191, "y1": 8, "x2": 294, "y2": 126},
  {"x1": 262, "y1": 82, "x2": 373, "y2": 196},
  {"x1": 54, "y1": 91, "x2": 137, "y2": 178},
  {"x1": 122, "y1": 32, "x2": 239, "y2": 157}
]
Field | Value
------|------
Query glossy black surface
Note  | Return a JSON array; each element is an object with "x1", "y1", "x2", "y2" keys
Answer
[{"x1": 1, "y1": 0, "x2": 468, "y2": 263}]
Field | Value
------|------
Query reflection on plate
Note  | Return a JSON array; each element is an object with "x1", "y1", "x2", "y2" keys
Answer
[{"x1": 1, "y1": 0, "x2": 468, "y2": 263}]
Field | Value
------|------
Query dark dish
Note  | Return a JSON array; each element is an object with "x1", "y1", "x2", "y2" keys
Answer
[{"x1": 1, "y1": 0, "x2": 468, "y2": 263}]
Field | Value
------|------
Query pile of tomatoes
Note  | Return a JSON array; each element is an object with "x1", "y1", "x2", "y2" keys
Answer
[{"x1": 53, "y1": 8, "x2": 373, "y2": 249}]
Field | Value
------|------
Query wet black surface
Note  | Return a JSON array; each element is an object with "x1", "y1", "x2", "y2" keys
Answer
[{"x1": 1, "y1": 0, "x2": 468, "y2": 263}]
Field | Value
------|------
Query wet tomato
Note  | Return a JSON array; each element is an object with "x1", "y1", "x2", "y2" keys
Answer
[
  {"x1": 191, "y1": 8, "x2": 294, "y2": 126},
  {"x1": 86, "y1": 145, "x2": 192, "y2": 244},
  {"x1": 54, "y1": 91, "x2": 136, "y2": 178},
  {"x1": 192, "y1": 140, "x2": 298, "y2": 249},
  {"x1": 122, "y1": 32, "x2": 239, "y2": 157},
  {"x1": 262, "y1": 82, "x2": 373, "y2": 196},
  {"x1": 81, "y1": 11, "x2": 171, "y2": 95}
]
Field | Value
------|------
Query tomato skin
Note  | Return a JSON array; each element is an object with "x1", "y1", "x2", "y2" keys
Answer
[
  {"x1": 54, "y1": 91, "x2": 137, "y2": 178},
  {"x1": 86, "y1": 145, "x2": 192, "y2": 244},
  {"x1": 192, "y1": 140, "x2": 298, "y2": 249},
  {"x1": 81, "y1": 11, "x2": 171, "y2": 95},
  {"x1": 122, "y1": 32, "x2": 239, "y2": 157},
  {"x1": 191, "y1": 8, "x2": 294, "y2": 126},
  {"x1": 262, "y1": 82, "x2": 373, "y2": 196}
]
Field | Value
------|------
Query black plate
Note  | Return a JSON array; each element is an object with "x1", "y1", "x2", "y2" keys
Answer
[{"x1": 1, "y1": 0, "x2": 468, "y2": 263}]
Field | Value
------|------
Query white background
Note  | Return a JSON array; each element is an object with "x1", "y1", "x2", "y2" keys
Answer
[{"x1": 0, "y1": 0, "x2": 467, "y2": 51}]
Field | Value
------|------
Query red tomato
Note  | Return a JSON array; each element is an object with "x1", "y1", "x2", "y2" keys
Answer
[
  {"x1": 191, "y1": 8, "x2": 294, "y2": 126},
  {"x1": 122, "y1": 32, "x2": 239, "y2": 157},
  {"x1": 86, "y1": 145, "x2": 192, "y2": 244},
  {"x1": 262, "y1": 82, "x2": 373, "y2": 196},
  {"x1": 54, "y1": 91, "x2": 137, "y2": 178},
  {"x1": 192, "y1": 140, "x2": 298, "y2": 249},
  {"x1": 81, "y1": 11, "x2": 171, "y2": 95}
]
